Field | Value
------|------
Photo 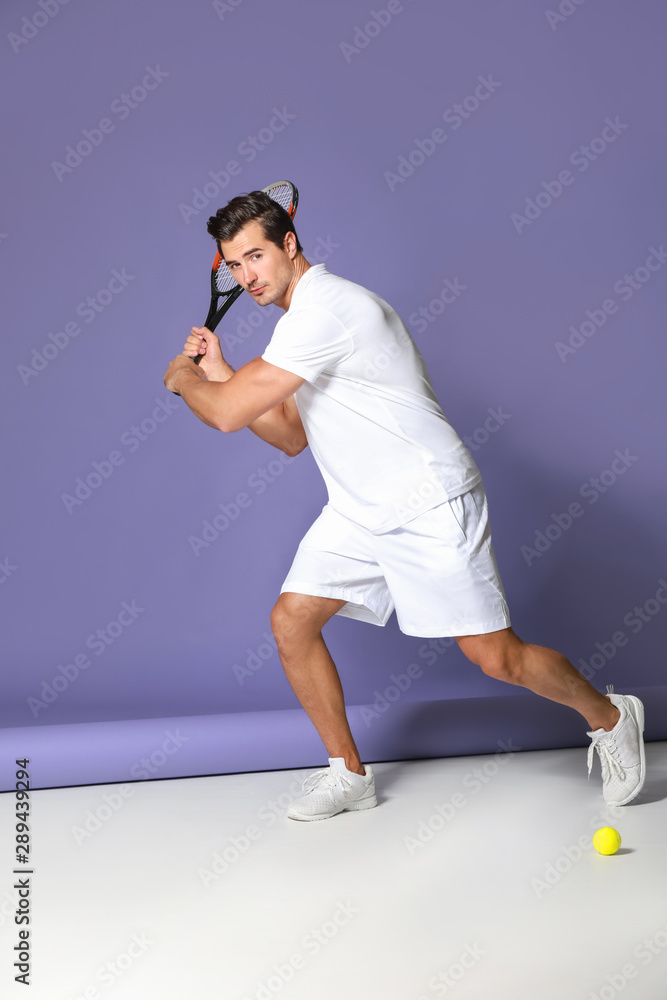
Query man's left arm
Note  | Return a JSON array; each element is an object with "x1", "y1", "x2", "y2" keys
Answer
[{"x1": 163, "y1": 354, "x2": 305, "y2": 434}]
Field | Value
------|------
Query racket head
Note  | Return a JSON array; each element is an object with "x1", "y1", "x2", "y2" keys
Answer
[
  {"x1": 208, "y1": 180, "x2": 299, "y2": 306},
  {"x1": 261, "y1": 179, "x2": 299, "y2": 221}
]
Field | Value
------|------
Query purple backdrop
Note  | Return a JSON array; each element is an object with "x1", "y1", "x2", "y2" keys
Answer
[{"x1": 2, "y1": 0, "x2": 666, "y2": 790}]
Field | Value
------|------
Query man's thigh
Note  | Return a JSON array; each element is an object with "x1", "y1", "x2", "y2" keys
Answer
[{"x1": 278, "y1": 504, "x2": 395, "y2": 628}]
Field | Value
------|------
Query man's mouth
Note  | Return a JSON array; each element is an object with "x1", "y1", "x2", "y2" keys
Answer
[{"x1": 250, "y1": 286, "x2": 266, "y2": 296}]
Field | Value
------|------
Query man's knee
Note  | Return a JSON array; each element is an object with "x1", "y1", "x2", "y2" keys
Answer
[
  {"x1": 270, "y1": 592, "x2": 344, "y2": 644},
  {"x1": 478, "y1": 654, "x2": 516, "y2": 682},
  {"x1": 456, "y1": 628, "x2": 522, "y2": 682},
  {"x1": 270, "y1": 593, "x2": 303, "y2": 642}
]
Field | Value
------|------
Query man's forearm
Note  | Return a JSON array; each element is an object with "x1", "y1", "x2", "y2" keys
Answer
[
  {"x1": 177, "y1": 370, "x2": 228, "y2": 430},
  {"x1": 186, "y1": 360, "x2": 299, "y2": 453},
  {"x1": 205, "y1": 357, "x2": 236, "y2": 383}
]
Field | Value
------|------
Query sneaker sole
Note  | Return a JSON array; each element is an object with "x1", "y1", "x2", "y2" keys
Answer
[
  {"x1": 287, "y1": 793, "x2": 378, "y2": 822},
  {"x1": 605, "y1": 695, "x2": 646, "y2": 806}
]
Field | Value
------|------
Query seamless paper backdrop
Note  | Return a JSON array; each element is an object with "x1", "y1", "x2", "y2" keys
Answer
[{"x1": 1, "y1": 0, "x2": 666, "y2": 789}]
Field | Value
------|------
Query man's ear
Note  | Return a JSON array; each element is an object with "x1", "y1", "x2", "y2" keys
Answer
[{"x1": 283, "y1": 230, "x2": 297, "y2": 258}]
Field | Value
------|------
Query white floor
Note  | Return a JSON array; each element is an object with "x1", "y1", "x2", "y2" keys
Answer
[{"x1": 2, "y1": 742, "x2": 666, "y2": 1000}]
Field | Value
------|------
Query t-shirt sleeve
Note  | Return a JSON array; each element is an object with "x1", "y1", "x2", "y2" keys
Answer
[{"x1": 261, "y1": 304, "x2": 352, "y2": 383}]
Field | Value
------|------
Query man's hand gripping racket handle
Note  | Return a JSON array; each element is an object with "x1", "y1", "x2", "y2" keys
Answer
[{"x1": 168, "y1": 326, "x2": 221, "y2": 397}]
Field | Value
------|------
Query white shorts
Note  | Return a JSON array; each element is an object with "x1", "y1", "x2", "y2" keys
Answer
[{"x1": 279, "y1": 481, "x2": 512, "y2": 638}]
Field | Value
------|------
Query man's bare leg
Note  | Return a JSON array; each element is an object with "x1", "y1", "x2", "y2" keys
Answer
[
  {"x1": 456, "y1": 626, "x2": 621, "y2": 731},
  {"x1": 270, "y1": 592, "x2": 366, "y2": 775}
]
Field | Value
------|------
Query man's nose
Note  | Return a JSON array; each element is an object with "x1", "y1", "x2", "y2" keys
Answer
[{"x1": 242, "y1": 264, "x2": 257, "y2": 286}]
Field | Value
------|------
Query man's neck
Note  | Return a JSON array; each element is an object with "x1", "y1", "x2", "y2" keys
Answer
[{"x1": 277, "y1": 256, "x2": 312, "y2": 311}]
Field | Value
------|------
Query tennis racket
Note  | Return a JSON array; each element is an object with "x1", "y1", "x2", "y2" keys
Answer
[{"x1": 191, "y1": 179, "x2": 297, "y2": 363}]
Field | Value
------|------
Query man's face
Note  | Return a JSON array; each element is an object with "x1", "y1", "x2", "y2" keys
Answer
[{"x1": 220, "y1": 219, "x2": 292, "y2": 308}]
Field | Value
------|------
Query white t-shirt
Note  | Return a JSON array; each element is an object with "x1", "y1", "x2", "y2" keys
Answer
[{"x1": 261, "y1": 263, "x2": 482, "y2": 534}]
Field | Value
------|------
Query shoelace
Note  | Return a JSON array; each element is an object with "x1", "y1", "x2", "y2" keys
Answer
[
  {"x1": 587, "y1": 733, "x2": 625, "y2": 783},
  {"x1": 587, "y1": 684, "x2": 624, "y2": 782},
  {"x1": 301, "y1": 768, "x2": 353, "y2": 795}
]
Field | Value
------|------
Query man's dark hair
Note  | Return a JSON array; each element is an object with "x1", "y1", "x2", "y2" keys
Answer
[{"x1": 206, "y1": 190, "x2": 303, "y2": 256}]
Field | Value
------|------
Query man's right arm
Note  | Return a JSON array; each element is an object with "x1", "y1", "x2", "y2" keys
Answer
[
  {"x1": 204, "y1": 354, "x2": 307, "y2": 458},
  {"x1": 179, "y1": 325, "x2": 308, "y2": 456}
]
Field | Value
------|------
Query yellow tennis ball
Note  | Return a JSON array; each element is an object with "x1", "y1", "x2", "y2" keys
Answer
[{"x1": 593, "y1": 827, "x2": 621, "y2": 855}]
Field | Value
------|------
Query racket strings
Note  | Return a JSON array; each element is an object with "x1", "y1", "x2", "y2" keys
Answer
[
  {"x1": 264, "y1": 182, "x2": 295, "y2": 215},
  {"x1": 214, "y1": 258, "x2": 238, "y2": 295}
]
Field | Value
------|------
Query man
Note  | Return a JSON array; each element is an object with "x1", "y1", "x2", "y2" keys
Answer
[{"x1": 164, "y1": 190, "x2": 646, "y2": 822}]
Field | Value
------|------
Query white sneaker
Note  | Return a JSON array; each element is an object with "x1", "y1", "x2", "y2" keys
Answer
[
  {"x1": 587, "y1": 684, "x2": 646, "y2": 806},
  {"x1": 287, "y1": 758, "x2": 377, "y2": 822}
]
